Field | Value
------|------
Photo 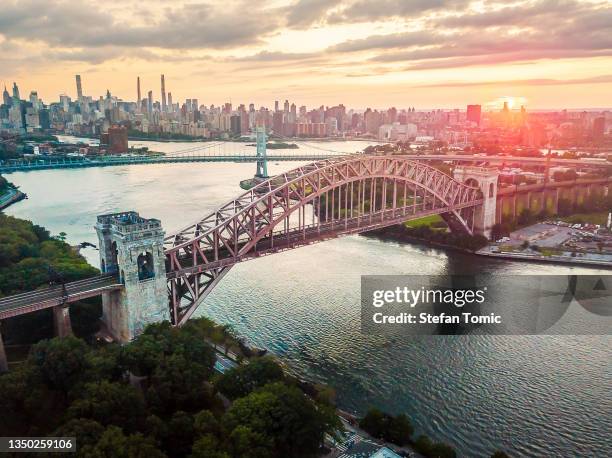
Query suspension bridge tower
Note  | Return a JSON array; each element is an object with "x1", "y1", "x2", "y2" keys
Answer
[
  {"x1": 240, "y1": 125, "x2": 269, "y2": 189},
  {"x1": 255, "y1": 125, "x2": 269, "y2": 179}
]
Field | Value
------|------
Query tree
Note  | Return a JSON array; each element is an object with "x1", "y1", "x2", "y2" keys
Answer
[
  {"x1": 80, "y1": 425, "x2": 166, "y2": 458},
  {"x1": 359, "y1": 409, "x2": 413, "y2": 446},
  {"x1": 28, "y1": 336, "x2": 90, "y2": 393},
  {"x1": 191, "y1": 434, "x2": 230, "y2": 458},
  {"x1": 147, "y1": 354, "x2": 215, "y2": 415},
  {"x1": 67, "y1": 381, "x2": 147, "y2": 433},
  {"x1": 224, "y1": 382, "x2": 331, "y2": 457},
  {"x1": 53, "y1": 418, "x2": 105, "y2": 449},
  {"x1": 193, "y1": 410, "x2": 221, "y2": 438},
  {"x1": 359, "y1": 408, "x2": 386, "y2": 438},
  {"x1": 215, "y1": 357, "x2": 284, "y2": 400},
  {"x1": 386, "y1": 414, "x2": 414, "y2": 446},
  {"x1": 429, "y1": 442, "x2": 457, "y2": 458}
]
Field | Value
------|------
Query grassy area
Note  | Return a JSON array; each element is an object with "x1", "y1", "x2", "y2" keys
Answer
[
  {"x1": 405, "y1": 214, "x2": 444, "y2": 228},
  {"x1": 560, "y1": 212, "x2": 609, "y2": 225}
]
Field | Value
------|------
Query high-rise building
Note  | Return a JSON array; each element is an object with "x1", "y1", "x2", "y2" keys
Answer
[
  {"x1": 161, "y1": 74, "x2": 166, "y2": 112},
  {"x1": 230, "y1": 115, "x2": 241, "y2": 135},
  {"x1": 76, "y1": 74, "x2": 83, "y2": 100},
  {"x1": 274, "y1": 100, "x2": 279, "y2": 112},
  {"x1": 104, "y1": 125, "x2": 129, "y2": 154},
  {"x1": 147, "y1": 90, "x2": 153, "y2": 114},
  {"x1": 466, "y1": 104, "x2": 481, "y2": 125},
  {"x1": 593, "y1": 117, "x2": 605, "y2": 138},
  {"x1": 12, "y1": 82, "x2": 20, "y2": 100},
  {"x1": 3, "y1": 85, "x2": 11, "y2": 105},
  {"x1": 137, "y1": 77, "x2": 141, "y2": 106},
  {"x1": 167, "y1": 92, "x2": 173, "y2": 112}
]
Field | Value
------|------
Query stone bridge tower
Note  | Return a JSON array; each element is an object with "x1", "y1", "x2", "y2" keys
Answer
[
  {"x1": 453, "y1": 166, "x2": 499, "y2": 238},
  {"x1": 95, "y1": 212, "x2": 169, "y2": 342}
]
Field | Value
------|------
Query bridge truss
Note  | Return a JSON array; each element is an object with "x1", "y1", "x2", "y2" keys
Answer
[{"x1": 163, "y1": 155, "x2": 483, "y2": 325}]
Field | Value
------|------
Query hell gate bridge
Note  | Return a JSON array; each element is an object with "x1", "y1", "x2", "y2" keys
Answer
[{"x1": 0, "y1": 149, "x2": 610, "y2": 370}]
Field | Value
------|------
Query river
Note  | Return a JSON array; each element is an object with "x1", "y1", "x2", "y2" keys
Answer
[{"x1": 5, "y1": 137, "x2": 611, "y2": 457}]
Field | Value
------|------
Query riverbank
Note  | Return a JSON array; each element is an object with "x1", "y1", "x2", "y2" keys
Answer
[
  {"x1": 0, "y1": 188, "x2": 26, "y2": 210},
  {"x1": 477, "y1": 247, "x2": 612, "y2": 268}
]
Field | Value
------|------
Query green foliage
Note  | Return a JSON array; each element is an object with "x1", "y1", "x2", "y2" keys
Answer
[
  {"x1": 359, "y1": 408, "x2": 414, "y2": 446},
  {"x1": 67, "y1": 381, "x2": 147, "y2": 432},
  {"x1": 369, "y1": 224, "x2": 488, "y2": 251},
  {"x1": 215, "y1": 356, "x2": 284, "y2": 400},
  {"x1": 413, "y1": 434, "x2": 457, "y2": 458},
  {"x1": 147, "y1": 353, "x2": 215, "y2": 415},
  {"x1": 224, "y1": 382, "x2": 331, "y2": 458},
  {"x1": 79, "y1": 425, "x2": 166, "y2": 458},
  {"x1": 191, "y1": 434, "x2": 231, "y2": 458},
  {"x1": 0, "y1": 215, "x2": 97, "y2": 307},
  {"x1": 29, "y1": 336, "x2": 90, "y2": 393}
]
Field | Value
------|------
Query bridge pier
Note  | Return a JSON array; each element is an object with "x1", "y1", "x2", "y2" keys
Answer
[
  {"x1": 0, "y1": 322, "x2": 8, "y2": 373},
  {"x1": 53, "y1": 305, "x2": 73, "y2": 338},
  {"x1": 95, "y1": 212, "x2": 170, "y2": 343},
  {"x1": 453, "y1": 167, "x2": 499, "y2": 238}
]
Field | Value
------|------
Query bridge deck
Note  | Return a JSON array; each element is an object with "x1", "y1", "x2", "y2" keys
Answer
[{"x1": 0, "y1": 274, "x2": 122, "y2": 320}]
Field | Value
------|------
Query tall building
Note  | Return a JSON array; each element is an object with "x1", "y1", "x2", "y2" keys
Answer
[
  {"x1": 103, "y1": 125, "x2": 129, "y2": 154},
  {"x1": 75, "y1": 74, "x2": 83, "y2": 100},
  {"x1": 466, "y1": 104, "x2": 481, "y2": 125},
  {"x1": 161, "y1": 74, "x2": 166, "y2": 112},
  {"x1": 147, "y1": 90, "x2": 153, "y2": 114},
  {"x1": 167, "y1": 92, "x2": 172, "y2": 112},
  {"x1": 2, "y1": 85, "x2": 11, "y2": 105},
  {"x1": 593, "y1": 117, "x2": 605, "y2": 138},
  {"x1": 12, "y1": 82, "x2": 20, "y2": 100},
  {"x1": 137, "y1": 77, "x2": 141, "y2": 106}
]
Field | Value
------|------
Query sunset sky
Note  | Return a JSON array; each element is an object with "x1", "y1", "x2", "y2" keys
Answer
[{"x1": 1, "y1": 0, "x2": 611, "y2": 110}]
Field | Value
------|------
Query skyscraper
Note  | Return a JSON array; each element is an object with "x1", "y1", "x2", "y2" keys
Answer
[
  {"x1": 2, "y1": 85, "x2": 10, "y2": 106},
  {"x1": 167, "y1": 92, "x2": 172, "y2": 112},
  {"x1": 161, "y1": 74, "x2": 167, "y2": 112},
  {"x1": 75, "y1": 75, "x2": 83, "y2": 100},
  {"x1": 137, "y1": 77, "x2": 141, "y2": 106},
  {"x1": 466, "y1": 104, "x2": 481, "y2": 125},
  {"x1": 147, "y1": 90, "x2": 153, "y2": 114},
  {"x1": 12, "y1": 82, "x2": 20, "y2": 100}
]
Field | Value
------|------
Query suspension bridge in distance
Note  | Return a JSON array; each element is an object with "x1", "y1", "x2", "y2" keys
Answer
[{"x1": 0, "y1": 151, "x2": 340, "y2": 174}]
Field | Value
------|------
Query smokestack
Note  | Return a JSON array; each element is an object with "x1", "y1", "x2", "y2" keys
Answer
[
  {"x1": 75, "y1": 75, "x2": 83, "y2": 100},
  {"x1": 161, "y1": 74, "x2": 167, "y2": 113}
]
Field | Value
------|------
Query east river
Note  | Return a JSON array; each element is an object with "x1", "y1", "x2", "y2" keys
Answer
[{"x1": 5, "y1": 138, "x2": 611, "y2": 457}]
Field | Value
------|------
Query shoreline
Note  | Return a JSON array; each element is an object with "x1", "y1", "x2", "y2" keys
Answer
[
  {"x1": 367, "y1": 229, "x2": 612, "y2": 269},
  {"x1": 0, "y1": 189, "x2": 27, "y2": 210},
  {"x1": 476, "y1": 249, "x2": 612, "y2": 269}
]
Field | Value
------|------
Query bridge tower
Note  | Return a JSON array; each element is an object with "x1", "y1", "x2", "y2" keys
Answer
[
  {"x1": 95, "y1": 212, "x2": 169, "y2": 343},
  {"x1": 255, "y1": 125, "x2": 269, "y2": 178},
  {"x1": 453, "y1": 166, "x2": 499, "y2": 238}
]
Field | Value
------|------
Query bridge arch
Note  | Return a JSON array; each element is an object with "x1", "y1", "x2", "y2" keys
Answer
[{"x1": 164, "y1": 155, "x2": 484, "y2": 325}]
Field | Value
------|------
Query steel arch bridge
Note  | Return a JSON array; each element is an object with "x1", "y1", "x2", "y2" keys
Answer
[{"x1": 163, "y1": 155, "x2": 484, "y2": 325}]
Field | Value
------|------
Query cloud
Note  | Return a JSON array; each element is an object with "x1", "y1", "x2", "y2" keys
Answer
[
  {"x1": 329, "y1": 31, "x2": 443, "y2": 53},
  {"x1": 328, "y1": 0, "x2": 468, "y2": 23},
  {"x1": 228, "y1": 51, "x2": 321, "y2": 62},
  {"x1": 0, "y1": 0, "x2": 281, "y2": 50},
  {"x1": 413, "y1": 74, "x2": 612, "y2": 88},
  {"x1": 284, "y1": 0, "x2": 342, "y2": 28}
]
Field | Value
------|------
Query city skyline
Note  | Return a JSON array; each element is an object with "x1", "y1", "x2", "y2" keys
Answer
[{"x1": 1, "y1": 0, "x2": 611, "y2": 109}]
